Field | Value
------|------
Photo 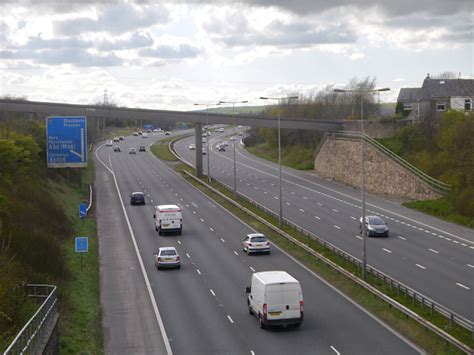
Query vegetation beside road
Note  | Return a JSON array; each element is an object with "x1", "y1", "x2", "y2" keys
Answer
[
  {"x1": 247, "y1": 143, "x2": 316, "y2": 170},
  {"x1": 0, "y1": 114, "x2": 102, "y2": 352},
  {"x1": 152, "y1": 136, "x2": 473, "y2": 353},
  {"x1": 150, "y1": 136, "x2": 181, "y2": 161},
  {"x1": 377, "y1": 110, "x2": 474, "y2": 227}
]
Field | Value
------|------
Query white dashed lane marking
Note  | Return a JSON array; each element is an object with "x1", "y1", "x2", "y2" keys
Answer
[
  {"x1": 467, "y1": 264, "x2": 474, "y2": 268},
  {"x1": 249, "y1": 266, "x2": 255, "y2": 272},
  {"x1": 382, "y1": 248, "x2": 392, "y2": 254},
  {"x1": 456, "y1": 283, "x2": 470, "y2": 290},
  {"x1": 429, "y1": 248, "x2": 439, "y2": 254},
  {"x1": 233, "y1": 250, "x2": 239, "y2": 256},
  {"x1": 416, "y1": 264, "x2": 426, "y2": 270},
  {"x1": 398, "y1": 236, "x2": 406, "y2": 240},
  {"x1": 210, "y1": 289, "x2": 216, "y2": 296},
  {"x1": 227, "y1": 315, "x2": 234, "y2": 324},
  {"x1": 334, "y1": 225, "x2": 341, "y2": 230},
  {"x1": 314, "y1": 216, "x2": 320, "y2": 220},
  {"x1": 196, "y1": 269, "x2": 201, "y2": 275}
]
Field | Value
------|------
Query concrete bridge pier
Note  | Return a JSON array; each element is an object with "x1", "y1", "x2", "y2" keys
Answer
[{"x1": 195, "y1": 123, "x2": 203, "y2": 178}]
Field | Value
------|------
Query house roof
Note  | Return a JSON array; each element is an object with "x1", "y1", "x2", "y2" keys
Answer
[{"x1": 397, "y1": 78, "x2": 474, "y2": 102}]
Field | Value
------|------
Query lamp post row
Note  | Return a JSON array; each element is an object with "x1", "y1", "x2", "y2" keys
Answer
[{"x1": 196, "y1": 87, "x2": 389, "y2": 281}]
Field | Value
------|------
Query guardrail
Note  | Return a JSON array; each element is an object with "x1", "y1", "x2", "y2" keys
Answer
[
  {"x1": 169, "y1": 138, "x2": 473, "y2": 352},
  {"x1": 332, "y1": 130, "x2": 452, "y2": 192},
  {"x1": 182, "y1": 170, "x2": 473, "y2": 354},
  {"x1": 4, "y1": 284, "x2": 59, "y2": 355}
]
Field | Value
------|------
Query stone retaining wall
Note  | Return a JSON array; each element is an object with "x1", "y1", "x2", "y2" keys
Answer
[{"x1": 314, "y1": 137, "x2": 442, "y2": 201}]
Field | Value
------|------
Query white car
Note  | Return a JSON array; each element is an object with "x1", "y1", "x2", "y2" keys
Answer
[
  {"x1": 142, "y1": 132, "x2": 148, "y2": 138},
  {"x1": 230, "y1": 136, "x2": 236, "y2": 141},
  {"x1": 202, "y1": 137, "x2": 207, "y2": 143},
  {"x1": 189, "y1": 144, "x2": 196, "y2": 150},
  {"x1": 154, "y1": 247, "x2": 181, "y2": 270},
  {"x1": 217, "y1": 128, "x2": 224, "y2": 133},
  {"x1": 222, "y1": 141, "x2": 229, "y2": 147},
  {"x1": 242, "y1": 233, "x2": 270, "y2": 255},
  {"x1": 106, "y1": 140, "x2": 113, "y2": 146},
  {"x1": 129, "y1": 147, "x2": 137, "y2": 154}
]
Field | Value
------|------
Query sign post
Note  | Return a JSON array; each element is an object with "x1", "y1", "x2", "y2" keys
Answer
[
  {"x1": 75, "y1": 237, "x2": 88, "y2": 271},
  {"x1": 46, "y1": 116, "x2": 88, "y2": 169},
  {"x1": 79, "y1": 203, "x2": 87, "y2": 224}
]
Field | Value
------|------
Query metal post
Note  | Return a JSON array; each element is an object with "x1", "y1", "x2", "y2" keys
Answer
[
  {"x1": 278, "y1": 107, "x2": 283, "y2": 228},
  {"x1": 206, "y1": 108, "x2": 211, "y2": 183},
  {"x1": 361, "y1": 94, "x2": 367, "y2": 280},
  {"x1": 232, "y1": 103, "x2": 237, "y2": 199}
]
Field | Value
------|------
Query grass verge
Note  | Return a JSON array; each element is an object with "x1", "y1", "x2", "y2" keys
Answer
[
  {"x1": 247, "y1": 143, "x2": 315, "y2": 170},
  {"x1": 48, "y1": 160, "x2": 103, "y2": 354},
  {"x1": 150, "y1": 137, "x2": 179, "y2": 161},
  {"x1": 154, "y1": 140, "x2": 472, "y2": 353},
  {"x1": 403, "y1": 198, "x2": 474, "y2": 229}
]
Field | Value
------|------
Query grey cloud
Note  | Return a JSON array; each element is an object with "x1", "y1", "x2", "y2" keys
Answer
[
  {"x1": 139, "y1": 44, "x2": 200, "y2": 58},
  {"x1": 96, "y1": 32, "x2": 154, "y2": 50},
  {"x1": 0, "y1": 48, "x2": 123, "y2": 66},
  {"x1": 54, "y1": 3, "x2": 169, "y2": 35},
  {"x1": 24, "y1": 36, "x2": 90, "y2": 50}
]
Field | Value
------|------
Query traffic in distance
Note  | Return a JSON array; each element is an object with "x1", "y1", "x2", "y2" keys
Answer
[{"x1": 93, "y1": 127, "x2": 422, "y2": 354}]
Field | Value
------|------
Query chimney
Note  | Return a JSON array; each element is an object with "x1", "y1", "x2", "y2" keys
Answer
[{"x1": 426, "y1": 73, "x2": 430, "y2": 79}]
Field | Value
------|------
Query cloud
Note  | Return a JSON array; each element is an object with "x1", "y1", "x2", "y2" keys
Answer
[
  {"x1": 203, "y1": 13, "x2": 357, "y2": 49},
  {"x1": 96, "y1": 32, "x2": 154, "y2": 50},
  {"x1": 349, "y1": 52, "x2": 365, "y2": 60},
  {"x1": 54, "y1": 3, "x2": 169, "y2": 35},
  {"x1": 139, "y1": 43, "x2": 201, "y2": 58}
]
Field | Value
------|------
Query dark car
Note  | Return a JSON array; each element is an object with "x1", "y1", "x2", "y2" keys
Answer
[
  {"x1": 217, "y1": 144, "x2": 225, "y2": 152},
  {"x1": 360, "y1": 215, "x2": 389, "y2": 237},
  {"x1": 114, "y1": 146, "x2": 121, "y2": 152},
  {"x1": 130, "y1": 192, "x2": 145, "y2": 205},
  {"x1": 139, "y1": 145, "x2": 146, "y2": 152}
]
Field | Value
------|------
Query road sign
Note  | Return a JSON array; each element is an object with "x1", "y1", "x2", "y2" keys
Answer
[
  {"x1": 46, "y1": 116, "x2": 87, "y2": 168},
  {"x1": 79, "y1": 203, "x2": 88, "y2": 219},
  {"x1": 75, "y1": 237, "x2": 88, "y2": 253}
]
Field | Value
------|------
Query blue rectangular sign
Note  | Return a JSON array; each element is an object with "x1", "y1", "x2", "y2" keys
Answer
[
  {"x1": 46, "y1": 116, "x2": 87, "y2": 168},
  {"x1": 79, "y1": 203, "x2": 88, "y2": 219},
  {"x1": 75, "y1": 237, "x2": 88, "y2": 253}
]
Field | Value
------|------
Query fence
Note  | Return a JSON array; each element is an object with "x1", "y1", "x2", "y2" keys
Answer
[
  {"x1": 3, "y1": 284, "x2": 59, "y2": 355},
  {"x1": 169, "y1": 137, "x2": 473, "y2": 353},
  {"x1": 331, "y1": 130, "x2": 452, "y2": 192}
]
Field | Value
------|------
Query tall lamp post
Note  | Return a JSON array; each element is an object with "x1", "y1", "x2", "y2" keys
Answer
[
  {"x1": 334, "y1": 87, "x2": 390, "y2": 280},
  {"x1": 218, "y1": 100, "x2": 248, "y2": 199},
  {"x1": 194, "y1": 102, "x2": 220, "y2": 183},
  {"x1": 260, "y1": 96, "x2": 298, "y2": 228}
]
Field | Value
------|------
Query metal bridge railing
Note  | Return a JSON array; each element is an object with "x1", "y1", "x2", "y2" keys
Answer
[{"x1": 3, "y1": 284, "x2": 58, "y2": 355}]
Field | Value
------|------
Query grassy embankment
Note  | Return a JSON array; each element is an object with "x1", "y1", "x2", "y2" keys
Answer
[
  {"x1": 52, "y1": 161, "x2": 103, "y2": 354},
  {"x1": 150, "y1": 137, "x2": 473, "y2": 354},
  {"x1": 247, "y1": 144, "x2": 316, "y2": 170}
]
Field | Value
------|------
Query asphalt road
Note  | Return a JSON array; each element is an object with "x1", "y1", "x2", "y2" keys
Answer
[
  {"x1": 95, "y1": 130, "x2": 421, "y2": 354},
  {"x1": 175, "y1": 129, "x2": 474, "y2": 321}
]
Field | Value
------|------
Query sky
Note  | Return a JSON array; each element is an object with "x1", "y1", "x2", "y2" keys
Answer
[{"x1": 1, "y1": 0, "x2": 473, "y2": 111}]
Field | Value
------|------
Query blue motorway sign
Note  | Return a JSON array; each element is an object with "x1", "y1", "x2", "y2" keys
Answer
[
  {"x1": 46, "y1": 116, "x2": 87, "y2": 168},
  {"x1": 79, "y1": 203, "x2": 88, "y2": 219},
  {"x1": 75, "y1": 237, "x2": 89, "y2": 253}
]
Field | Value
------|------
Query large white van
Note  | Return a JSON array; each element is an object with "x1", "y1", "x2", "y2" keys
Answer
[
  {"x1": 246, "y1": 271, "x2": 303, "y2": 329},
  {"x1": 153, "y1": 205, "x2": 182, "y2": 235}
]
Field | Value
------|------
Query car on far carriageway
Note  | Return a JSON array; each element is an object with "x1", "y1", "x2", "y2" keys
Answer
[
  {"x1": 154, "y1": 247, "x2": 181, "y2": 270},
  {"x1": 242, "y1": 233, "x2": 270, "y2": 255},
  {"x1": 130, "y1": 191, "x2": 145, "y2": 205},
  {"x1": 360, "y1": 215, "x2": 389, "y2": 237}
]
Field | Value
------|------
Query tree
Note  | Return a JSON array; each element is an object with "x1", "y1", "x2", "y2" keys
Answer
[{"x1": 432, "y1": 71, "x2": 458, "y2": 79}]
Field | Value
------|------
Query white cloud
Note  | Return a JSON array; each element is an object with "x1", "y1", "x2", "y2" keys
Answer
[{"x1": 349, "y1": 52, "x2": 365, "y2": 60}]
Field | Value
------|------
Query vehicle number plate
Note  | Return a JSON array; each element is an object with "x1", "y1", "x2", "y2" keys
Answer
[
  {"x1": 164, "y1": 258, "x2": 173, "y2": 261},
  {"x1": 269, "y1": 311, "x2": 281, "y2": 316},
  {"x1": 163, "y1": 223, "x2": 169, "y2": 227}
]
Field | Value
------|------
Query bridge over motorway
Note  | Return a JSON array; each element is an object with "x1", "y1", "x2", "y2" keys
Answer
[{"x1": 0, "y1": 99, "x2": 342, "y2": 176}]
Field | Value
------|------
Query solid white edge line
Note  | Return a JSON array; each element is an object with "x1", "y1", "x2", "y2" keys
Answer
[
  {"x1": 163, "y1": 138, "x2": 423, "y2": 353},
  {"x1": 99, "y1": 151, "x2": 172, "y2": 355}
]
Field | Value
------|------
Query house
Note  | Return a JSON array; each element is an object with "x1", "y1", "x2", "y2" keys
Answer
[{"x1": 397, "y1": 74, "x2": 474, "y2": 120}]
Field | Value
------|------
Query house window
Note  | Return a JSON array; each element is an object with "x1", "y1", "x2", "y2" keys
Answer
[
  {"x1": 437, "y1": 102, "x2": 446, "y2": 111},
  {"x1": 465, "y1": 99, "x2": 472, "y2": 111},
  {"x1": 403, "y1": 103, "x2": 412, "y2": 111}
]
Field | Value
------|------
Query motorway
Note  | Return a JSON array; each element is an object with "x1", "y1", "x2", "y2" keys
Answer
[
  {"x1": 174, "y1": 128, "x2": 474, "y2": 321},
  {"x1": 94, "y1": 130, "x2": 421, "y2": 354}
]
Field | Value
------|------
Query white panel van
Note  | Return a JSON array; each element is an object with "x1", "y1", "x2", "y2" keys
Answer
[
  {"x1": 153, "y1": 205, "x2": 182, "y2": 235},
  {"x1": 246, "y1": 271, "x2": 303, "y2": 329}
]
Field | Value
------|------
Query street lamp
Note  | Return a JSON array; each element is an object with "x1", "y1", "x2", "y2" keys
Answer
[
  {"x1": 218, "y1": 100, "x2": 248, "y2": 199},
  {"x1": 194, "y1": 102, "x2": 220, "y2": 183},
  {"x1": 333, "y1": 87, "x2": 390, "y2": 280},
  {"x1": 260, "y1": 96, "x2": 298, "y2": 228}
]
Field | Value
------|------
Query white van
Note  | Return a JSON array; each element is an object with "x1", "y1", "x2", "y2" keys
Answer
[
  {"x1": 246, "y1": 271, "x2": 303, "y2": 329},
  {"x1": 153, "y1": 205, "x2": 182, "y2": 235},
  {"x1": 142, "y1": 132, "x2": 148, "y2": 138}
]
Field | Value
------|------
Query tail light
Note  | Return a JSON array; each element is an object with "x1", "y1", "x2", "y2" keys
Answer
[
  {"x1": 176, "y1": 256, "x2": 180, "y2": 261},
  {"x1": 263, "y1": 303, "x2": 267, "y2": 319},
  {"x1": 299, "y1": 301, "x2": 304, "y2": 318}
]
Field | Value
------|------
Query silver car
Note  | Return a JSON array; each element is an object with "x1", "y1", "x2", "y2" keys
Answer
[
  {"x1": 154, "y1": 247, "x2": 181, "y2": 269},
  {"x1": 360, "y1": 215, "x2": 389, "y2": 237},
  {"x1": 242, "y1": 233, "x2": 270, "y2": 255}
]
